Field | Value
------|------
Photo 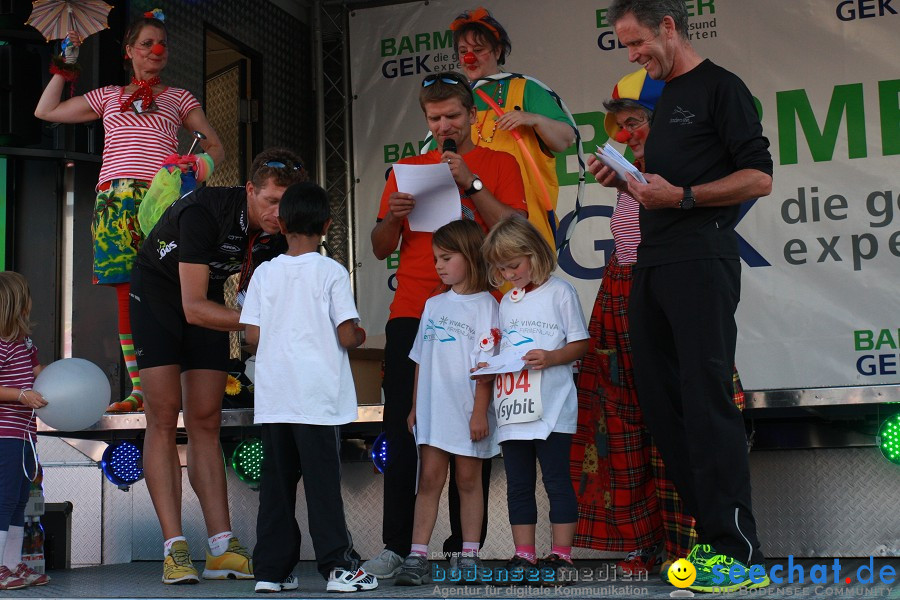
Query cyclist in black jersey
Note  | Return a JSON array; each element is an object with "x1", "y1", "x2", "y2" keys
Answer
[{"x1": 130, "y1": 148, "x2": 307, "y2": 581}]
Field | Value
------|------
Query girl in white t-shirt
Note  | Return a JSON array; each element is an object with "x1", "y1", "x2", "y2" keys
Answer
[
  {"x1": 479, "y1": 215, "x2": 589, "y2": 582},
  {"x1": 395, "y1": 219, "x2": 499, "y2": 586}
]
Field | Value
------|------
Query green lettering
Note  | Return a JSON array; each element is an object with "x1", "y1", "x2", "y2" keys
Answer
[
  {"x1": 875, "y1": 329, "x2": 897, "y2": 350},
  {"x1": 596, "y1": 8, "x2": 609, "y2": 28},
  {"x1": 414, "y1": 32, "x2": 431, "y2": 51},
  {"x1": 380, "y1": 38, "x2": 396, "y2": 57},
  {"x1": 400, "y1": 142, "x2": 418, "y2": 159},
  {"x1": 387, "y1": 251, "x2": 400, "y2": 270},
  {"x1": 695, "y1": 0, "x2": 715, "y2": 16},
  {"x1": 384, "y1": 144, "x2": 400, "y2": 163},
  {"x1": 879, "y1": 79, "x2": 900, "y2": 156},
  {"x1": 433, "y1": 29, "x2": 453, "y2": 50},
  {"x1": 854, "y1": 330, "x2": 874, "y2": 351},
  {"x1": 557, "y1": 111, "x2": 604, "y2": 187},
  {"x1": 385, "y1": 140, "x2": 431, "y2": 164},
  {"x1": 777, "y1": 84, "x2": 866, "y2": 165},
  {"x1": 397, "y1": 36, "x2": 414, "y2": 55}
]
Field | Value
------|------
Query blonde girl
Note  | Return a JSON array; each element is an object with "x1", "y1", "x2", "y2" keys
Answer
[
  {"x1": 480, "y1": 215, "x2": 589, "y2": 581},
  {"x1": 0, "y1": 272, "x2": 48, "y2": 588},
  {"x1": 395, "y1": 219, "x2": 499, "y2": 586}
]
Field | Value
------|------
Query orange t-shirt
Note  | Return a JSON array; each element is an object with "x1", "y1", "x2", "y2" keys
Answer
[{"x1": 377, "y1": 146, "x2": 526, "y2": 320}]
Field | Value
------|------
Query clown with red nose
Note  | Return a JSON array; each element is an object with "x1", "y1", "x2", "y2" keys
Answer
[
  {"x1": 449, "y1": 7, "x2": 577, "y2": 251},
  {"x1": 602, "y1": 69, "x2": 665, "y2": 165}
]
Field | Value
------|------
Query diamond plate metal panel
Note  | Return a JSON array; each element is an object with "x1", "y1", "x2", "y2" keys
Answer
[
  {"x1": 205, "y1": 65, "x2": 242, "y2": 188},
  {"x1": 40, "y1": 439, "x2": 900, "y2": 564},
  {"x1": 41, "y1": 465, "x2": 103, "y2": 567},
  {"x1": 750, "y1": 447, "x2": 900, "y2": 557},
  {"x1": 102, "y1": 477, "x2": 135, "y2": 565},
  {"x1": 37, "y1": 436, "x2": 94, "y2": 463}
]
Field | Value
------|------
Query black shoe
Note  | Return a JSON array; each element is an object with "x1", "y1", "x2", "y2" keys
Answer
[
  {"x1": 537, "y1": 553, "x2": 576, "y2": 586},
  {"x1": 492, "y1": 555, "x2": 540, "y2": 586}
]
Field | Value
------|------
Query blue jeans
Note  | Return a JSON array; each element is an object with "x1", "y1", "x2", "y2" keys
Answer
[{"x1": 0, "y1": 438, "x2": 35, "y2": 531}]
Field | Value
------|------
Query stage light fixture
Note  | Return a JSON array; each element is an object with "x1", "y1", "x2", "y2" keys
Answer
[
  {"x1": 371, "y1": 432, "x2": 388, "y2": 473},
  {"x1": 100, "y1": 441, "x2": 144, "y2": 489},
  {"x1": 232, "y1": 437, "x2": 264, "y2": 486},
  {"x1": 877, "y1": 413, "x2": 900, "y2": 465}
]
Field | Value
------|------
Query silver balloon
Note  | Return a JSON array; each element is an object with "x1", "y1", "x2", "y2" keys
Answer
[{"x1": 34, "y1": 358, "x2": 111, "y2": 431}]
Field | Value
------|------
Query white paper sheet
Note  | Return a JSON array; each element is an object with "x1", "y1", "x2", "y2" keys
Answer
[
  {"x1": 392, "y1": 162, "x2": 461, "y2": 232},
  {"x1": 594, "y1": 143, "x2": 648, "y2": 184},
  {"x1": 472, "y1": 349, "x2": 528, "y2": 375}
]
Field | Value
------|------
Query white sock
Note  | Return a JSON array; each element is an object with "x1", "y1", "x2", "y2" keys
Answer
[
  {"x1": 2, "y1": 526, "x2": 23, "y2": 568},
  {"x1": 208, "y1": 531, "x2": 233, "y2": 556},
  {"x1": 163, "y1": 535, "x2": 186, "y2": 560},
  {"x1": 0, "y1": 530, "x2": 8, "y2": 569}
]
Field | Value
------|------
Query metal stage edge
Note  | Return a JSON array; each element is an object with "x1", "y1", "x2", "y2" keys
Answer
[{"x1": 35, "y1": 384, "x2": 900, "y2": 436}]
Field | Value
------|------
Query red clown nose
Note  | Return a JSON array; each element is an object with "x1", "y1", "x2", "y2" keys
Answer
[
  {"x1": 614, "y1": 130, "x2": 632, "y2": 143},
  {"x1": 463, "y1": 52, "x2": 477, "y2": 65},
  {"x1": 150, "y1": 43, "x2": 165, "y2": 56}
]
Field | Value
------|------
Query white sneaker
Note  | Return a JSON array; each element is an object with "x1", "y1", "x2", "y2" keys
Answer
[
  {"x1": 360, "y1": 549, "x2": 403, "y2": 578},
  {"x1": 255, "y1": 574, "x2": 299, "y2": 593},
  {"x1": 326, "y1": 567, "x2": 378, "y2": 592}
]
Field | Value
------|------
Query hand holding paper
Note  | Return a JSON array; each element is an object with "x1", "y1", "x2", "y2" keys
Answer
[
  {"x1": 393, "y1": 162, "x2": 461, "y2": 232},
  {"x1": 472, "y1": 350, "x2": 528, "y2": 375},
  {"x1": 594, "y1": 143, "x2": 647, "y2": 184}
]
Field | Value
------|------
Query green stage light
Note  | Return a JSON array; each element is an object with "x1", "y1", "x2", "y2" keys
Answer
[
  {"x1": 877, "y1": 414, "x2": 900, "y2": 465},
  {"x1": 231, "y1": 437, "x2": 264, "y2": 486}
]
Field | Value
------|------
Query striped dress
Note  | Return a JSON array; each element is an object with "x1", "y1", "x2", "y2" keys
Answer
[
  {"x1": 570, "y1": 189, "x2": 745, "y2": 560},
  {"x1": 0, "y1": 337, "x2": 39, "y2": 441}
]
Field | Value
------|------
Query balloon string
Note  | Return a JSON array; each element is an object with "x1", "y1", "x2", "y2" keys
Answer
[{"x1": 23, "y1": 415, "x2": 39, "y2": 482}]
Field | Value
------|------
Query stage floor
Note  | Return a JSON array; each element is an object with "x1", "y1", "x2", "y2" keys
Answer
[{"x1": 3, "y1": 558, "x2": 897, "y2": 599}]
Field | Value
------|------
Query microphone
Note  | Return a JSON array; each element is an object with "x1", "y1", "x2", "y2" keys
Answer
[{"x1": 442, "y1": 138, "x2": 457, "y2": 154}]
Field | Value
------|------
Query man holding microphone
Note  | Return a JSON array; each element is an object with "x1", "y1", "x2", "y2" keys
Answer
[{"x1": 365, "y1": 71, "x2": 526, "y2": 578}]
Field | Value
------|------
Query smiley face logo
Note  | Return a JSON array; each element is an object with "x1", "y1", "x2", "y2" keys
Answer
[{"x1": 668, "y1": 558, "x2": 696, "y2": 588}]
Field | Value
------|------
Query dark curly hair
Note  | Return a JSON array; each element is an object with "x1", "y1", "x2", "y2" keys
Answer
[{"x1": 451, "y1": 7, "x2": 512, "y2": 66}]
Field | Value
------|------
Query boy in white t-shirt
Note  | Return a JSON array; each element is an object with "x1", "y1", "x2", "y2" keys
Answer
[{"x1": 240, "y1": 182, "x2": 377, "y2": 594}]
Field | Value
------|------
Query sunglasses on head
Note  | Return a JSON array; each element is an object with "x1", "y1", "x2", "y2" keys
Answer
[
  {"x1": 263, "y1": 160, "x2": 303, "y2": 171},
  {"x1": 421, "y1": 73, "x2": 468, "y2": 88}
]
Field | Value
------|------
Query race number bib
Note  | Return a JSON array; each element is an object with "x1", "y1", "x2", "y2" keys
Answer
[{"x1": 494, "y1": 369, "x2": 542, "y2": 426}]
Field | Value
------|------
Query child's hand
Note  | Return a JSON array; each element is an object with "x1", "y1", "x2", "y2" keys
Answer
[
  {"x1": 18, "y1": 389, "x2": 47, "y2": 409},
  {"x1": 522, "y1": 349, "x2": 553, "y2": 370},
  {"x1": 470, "y1": 412, "x2": 489, "y2": 442},
  {"x1": 470, "y1": 362, "x2": 495, "y2": 383},
  {"x1": 406, "y1": 409, "x2": 416, "y2": 434}
]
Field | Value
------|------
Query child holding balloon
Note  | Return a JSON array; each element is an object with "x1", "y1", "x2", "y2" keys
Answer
[{"x1": 0, "y1": 272, "x2": 49, "y2": 589}]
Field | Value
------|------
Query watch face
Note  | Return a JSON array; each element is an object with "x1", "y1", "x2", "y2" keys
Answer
[{"x1": 472, "y1": 178, "x2": 483, "y2": 191}]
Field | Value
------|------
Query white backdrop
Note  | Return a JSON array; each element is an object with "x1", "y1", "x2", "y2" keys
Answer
[{"x1": 349, "y1": 0, "x2": 899, "y2": 391}]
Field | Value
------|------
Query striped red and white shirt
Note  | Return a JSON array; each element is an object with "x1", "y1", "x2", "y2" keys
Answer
[
  {"x1": 0, "y1": 337, "x2": 39, "y2": 441},
  {"x1": 609, "y1": 190, "x2": 641, "y2": 265},
  {"x1": 84, "y1": 86, "x2": 201, "y2": 187}
]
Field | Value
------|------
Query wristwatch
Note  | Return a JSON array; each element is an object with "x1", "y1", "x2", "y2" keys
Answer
[
  {"x1": 465, "y1": 176, "x2": 484, "y2": 197},
  {"x1": 680, "y1": 186, "x2": 695, "y2": 210}
]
